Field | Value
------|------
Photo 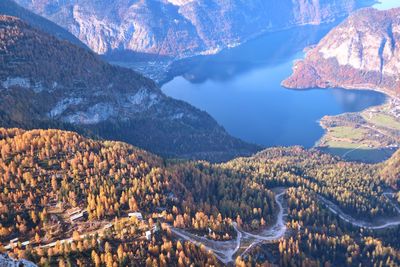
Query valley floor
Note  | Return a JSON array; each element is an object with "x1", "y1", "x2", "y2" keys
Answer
[{"x1": 316, "y1": 96, "x2": 400, "y2": 162}]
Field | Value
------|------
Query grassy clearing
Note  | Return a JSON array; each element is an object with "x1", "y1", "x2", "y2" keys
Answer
[
  {"x1": 317, "y1": 102, "x2": 400, "y2": 163},
  {"x1": 327, "y1": 126, "x2": 367, "y2": 140},
  {"x1": 362, "y1": 113, "x2": 400, "y2": 131},
  {"x1": 324, "y1": 140, "x2": 364, "y2": 149},
  {"x1": 320, "y1": 146, "x2": 393, "y2": 163}
]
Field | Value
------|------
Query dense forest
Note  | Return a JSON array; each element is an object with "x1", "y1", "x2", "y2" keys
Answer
[
  {"x1": 0, "y1": 128, "x2": 398, "y2": 266},
  {"x1": 240, "y1": 187, "x2": 400, "y2": 266},
  {"x1": 225, "y1": 147, "x2": 399, "y2": 219}
]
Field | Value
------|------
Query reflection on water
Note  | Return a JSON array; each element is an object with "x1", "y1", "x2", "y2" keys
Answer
[
  {"x1": 162, "y1": 24, "x2": 338, "y2": 85},
  {"x1": 331, "y1": 89, "x2": 386, "y2": 112},
  {"x1": 162, "y1": 24, "x2": 387, "y2": 148}
]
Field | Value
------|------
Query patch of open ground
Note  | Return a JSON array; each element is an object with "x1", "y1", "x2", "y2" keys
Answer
[
  {"x1": 316, "y1": 98, "x2": 400, "y2": 163},
  {"x1": 362, "y1": 113, "x2": 400, "y2": 131}
]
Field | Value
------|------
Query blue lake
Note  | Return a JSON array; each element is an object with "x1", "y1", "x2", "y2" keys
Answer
[{"x1": 161, "y1": 24, "x2": 387, "y2": 148}]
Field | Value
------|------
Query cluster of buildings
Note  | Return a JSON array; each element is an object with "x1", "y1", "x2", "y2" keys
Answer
[
  {"x1": 128, "y1": 212, "x2": 159, "y2": 240},
  {"x1": 388, "y1": 98, "x2": 400, "y2": 118}
]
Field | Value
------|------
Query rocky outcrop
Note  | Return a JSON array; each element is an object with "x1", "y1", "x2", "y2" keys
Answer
[
  {"x1": 13, "y1": 0, "x2": 366, "y2": 58},
  {"x1": 0, "y1": 15, "x2": 259, "y2": 161},
  {"x1": 283, "y1": 7, "x2": 400, "y2": 97}
]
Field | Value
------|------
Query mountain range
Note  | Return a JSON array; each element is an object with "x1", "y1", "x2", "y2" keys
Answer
[
  {"x1": 0, "y1": 15, "x2": 258, "y2": 161},
  {"x1": 1, "y1": 1, "x2": 400, "y2": 266},
  {"x1": 12, "y1": 0, "x2": 370, "y2": 59},
  {"x1": 283, "y1": 7, "x2": 400, "y2": 97}
]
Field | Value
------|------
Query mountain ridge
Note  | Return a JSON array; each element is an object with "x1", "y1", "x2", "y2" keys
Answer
[
  {"x1": 282, "y1": 7, "x2": 400, "y2": 97},
  {"x1": 13, "y1": 0, "x2": 370, "y2": 59},
  {"x1": 0, "y1": 15, "x2": 259, "y2": 161},
  {"x1": 0, "y1": 0, "x2": 87, "y2": 49}
]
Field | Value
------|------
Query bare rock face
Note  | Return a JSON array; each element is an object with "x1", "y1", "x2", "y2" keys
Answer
[
  {"x1": 283, "y1": 7, "x2": 400, "y2": 97},
  {"x1": 0, "y1": 15, "x2": 259, "y2": 161},
  {"x1": 13, "y1": 0, "x2": 361, "y2": 58}
]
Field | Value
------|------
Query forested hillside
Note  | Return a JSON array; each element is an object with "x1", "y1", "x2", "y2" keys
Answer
[
  {"x1": 0, "y1": 15, "x2": 259, "y2": 161},
  {"x1": 0, "y1": 128, "x2": 399, "y2": 266},
  {"x1": 381, "y1": 149, "x2": 400, "y2": 189},
  {"x1": 0, "y1": 0, "x2": 86, "y2": 48},
  {"x1": 0, "y1": 128, "x2": 275, "y2": 266},
  {"x1": 225, "y1": 147, "x2": 398, "y2": 219}
]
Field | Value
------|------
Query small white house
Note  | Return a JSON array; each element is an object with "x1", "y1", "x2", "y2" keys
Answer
[
  {"x1": 70, "y1": 210, "x2": 87, "y2": 222},
  {"x1": 68, "y1": 208, "x2": 82, "y2": 216},
  {"x1": 145, "y1": 230, "x2": 152, "y2": 240}
]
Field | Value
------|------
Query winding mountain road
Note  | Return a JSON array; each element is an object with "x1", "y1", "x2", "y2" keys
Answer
[
  {"x1": 171, "y1": 189, "x2": 400, "y2": 264},
  {"x1": 24, "y1": 188, "x2": 400, "y2": 265},
  {"x1": 318, "y1": 193, "x2": 400, "y2": 230},
  {"x1": 170, "y1": 190, "x2": 287, "y2": 264},
  {"x1": 384, "y1": 192, "x2": 400, "y2": 214}
]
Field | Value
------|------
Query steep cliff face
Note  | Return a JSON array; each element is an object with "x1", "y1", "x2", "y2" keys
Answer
[
  {"x1": 13, "y1": 0, "x2": 363, "y2": 58},
  {"x1": 0, "y1": 15, "x2": 259, "y2": 161},
  {"x1": 283, "y1": 7, "x2": 400, "y2": 97}
]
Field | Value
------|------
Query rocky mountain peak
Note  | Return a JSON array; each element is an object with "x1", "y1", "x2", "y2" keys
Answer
[
  {"x1": 283, "y1": 7, "x2": 400, "y2": 96},
  {"x1": 13, "y1": 0, "x2": 363, "y2": 58}
]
